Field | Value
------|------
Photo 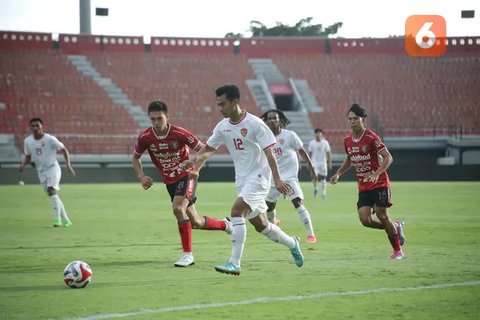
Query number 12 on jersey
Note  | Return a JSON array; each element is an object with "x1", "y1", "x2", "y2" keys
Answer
[{"x1": 233, "y1": 138, "x2": 244, "y2": 150}]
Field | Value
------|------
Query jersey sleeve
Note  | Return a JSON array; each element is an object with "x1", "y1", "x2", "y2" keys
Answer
[
  {"x1": 291, "y1": 132, "x2": 304, "y2": 150},
  {"x1": 371, "y1": 132, "x2": 387, "y2": 153},
  {"x1": 23, "y1": 138, "x2": 30, "y2": 156},
  {"x1": 181, "y1": 128, "x2": 201, "y2": 150},
  {"x1": 134, "y1": 134, "x2": 148, "y2": 155},
  {"x1": 308, "y1": 140, "x2": 313, "y2": 153},
  {"x1": 325, "y1": 140, "x2": 331, "y2": 152},
  {"x1": 206, "y1": 122, "x2": 224, "y2": 150},
  {"x1": 50, "y1": 135, "x2": 66, "y2": 151},
  {"x1": 343, "y1": 136, "x2": 349, "y2": 155},
  {"x1": 255, "y1": 120, "x2": 276, "y2": 150}
]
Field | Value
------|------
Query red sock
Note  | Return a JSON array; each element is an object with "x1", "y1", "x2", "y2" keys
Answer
[
  {"x1": 178, "y1": 220, "x2": 192, "y2": 252},
  {"x1": 388, "y1": 234, "x2": 401, "y2": 251},
  {"x1": 203, "y1": 216, "x2": 226, "y2": 230}
]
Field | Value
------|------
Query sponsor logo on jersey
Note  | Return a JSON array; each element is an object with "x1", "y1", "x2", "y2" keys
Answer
[
  {"x1": 158, "y1": 143, "x2": 169, "y2": 150},
  {"x1": 149, "y1": 144, "x2": 159, "y2": 152},
  {"x1": 155, "y1": 151, "x2": 181, "y2": 160},
  {"x1": 240, "y1": 128, "x2": 248, "y2": 137},
  {"x1": 350, "y1": 153, "x2": 371, "y2": 162}
]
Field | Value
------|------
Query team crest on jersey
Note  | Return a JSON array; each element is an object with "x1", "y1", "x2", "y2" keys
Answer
[
  {"x1": 362, "y1": 145, "x2": 368, "y2": 154},
  {"x1": 240, "y1": 128, "x2": 248, "y2": 137},
  {"x1": 171, "y1": 140, "x2": 178, "y2": 149},
  {"x1": 279, "y1": 138, "x2": 285, "y2": 145},
  {"x1": 158, "y1": 143, "x2": 169, "y2": 150}
]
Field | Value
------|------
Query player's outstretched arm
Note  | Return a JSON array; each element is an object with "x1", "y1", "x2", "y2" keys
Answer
[
  {"x1": 61, "y1": 148, "x2": 76, "y2": 176},
  {"x1": 132, "y1": 153, "x2": 153, "y2": 190},
  {"x1": 183, "y1": 145, "x2": 215, "y2": 172},
  {"x1": 19, "y1": 155, "x2": 31, "y2": 172},
  {"x1": 297, "y1": 148, "x2": 318, "y2": 182},
  {"x1": 330, "y1": 157, "x2": 352, "y2": 185}
]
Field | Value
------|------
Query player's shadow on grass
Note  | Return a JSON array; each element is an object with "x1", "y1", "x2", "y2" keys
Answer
[
  {"x1": 0, "y1": 284, "x2": 73, "y2": 292},
  {"x1": 0, "y1": 243, "x2": 170, "y2": 251},
  {"x1": 0, "y1": 259, "x2": 171, "y2": 273}
]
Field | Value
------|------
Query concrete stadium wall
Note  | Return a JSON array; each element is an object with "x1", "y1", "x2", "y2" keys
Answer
[
  {"x1": 1, "y1": 144, "x2": 479, "y2": 185},
  {"x1": 1, "y1": 163, "x2": 478, "y2": 186}
]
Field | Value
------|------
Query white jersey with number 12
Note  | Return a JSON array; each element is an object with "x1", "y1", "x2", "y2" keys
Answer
[{"x1": 206, "y1": 112, "x2": 276, "y2": 186}]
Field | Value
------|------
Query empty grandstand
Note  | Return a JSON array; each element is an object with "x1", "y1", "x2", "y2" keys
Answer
[{"x1": 1, "y1": 30, "x2": 479, "y2": 182}]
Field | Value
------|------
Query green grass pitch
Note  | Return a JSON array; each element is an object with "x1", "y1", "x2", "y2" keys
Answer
[{"x1": 0, "y1": 181, "x2": 479, "y2": 319}]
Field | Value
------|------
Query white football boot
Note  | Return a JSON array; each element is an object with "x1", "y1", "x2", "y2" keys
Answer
[{"x1": 174, "y1": 252, "x2": 195, "y2": 267}]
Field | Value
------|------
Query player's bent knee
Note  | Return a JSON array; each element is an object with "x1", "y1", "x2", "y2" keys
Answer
[
  {"x1": 172, "y1": 204, "x2": 187, "y2": 217},
  {"x1": 359, "y1": 217, "x2": 374, "y2": 227},
  {"x1": 254, "y1": 224, "x2": 267, "y2": 233},
  {"x1": 375, "y1": 212, "x2": 389, "y2": 223},
  {"x1": 190, "y1": 217, "x2": 204, "y2": 229}
]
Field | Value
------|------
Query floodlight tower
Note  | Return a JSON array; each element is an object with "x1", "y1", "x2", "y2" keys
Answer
[{"x1": 79, "y1": 0, "x2": 91, "y2": 34}]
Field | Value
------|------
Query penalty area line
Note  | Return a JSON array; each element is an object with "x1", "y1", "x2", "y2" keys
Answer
[{"x1": 63, "y1": 280, "x2": 480, "y2": 320}]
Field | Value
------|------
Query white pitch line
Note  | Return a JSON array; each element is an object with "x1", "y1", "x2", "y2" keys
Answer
[{"x1": 64, "y1": 280, "x2": 480, "y2": 320}]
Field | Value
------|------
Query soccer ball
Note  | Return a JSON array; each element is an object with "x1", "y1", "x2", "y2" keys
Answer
[{"x1": 63, "y1": 261, "x2": 92, "y2": 288}]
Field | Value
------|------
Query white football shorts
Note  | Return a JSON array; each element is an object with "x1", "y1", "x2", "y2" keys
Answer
[
  {"x1": 37, "y1": 164, "x2": 61, "y2": 192},
  {"x1": 266, "y1": 179, "x2": 304, "y2": 202},
  {"x1": 314, "y1": 164, "x2": 328, "y2": 178},
  {"x1": 236, "y1": 173, "x2": 270, "y2": 219}
]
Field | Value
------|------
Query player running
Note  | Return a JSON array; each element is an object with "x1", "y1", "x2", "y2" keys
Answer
[
  {"x1": 133, "y1": 100, "x2": 232, "y2": 267},
  {"x1": 330, "y1": 103, "x2": 406, "y2": 260},
  {"x1": 308, "y1": 128, "x2": 332, "y2": 199},
  {"x1": 260, "y1": 109, "x2": 318, "y2": 244},
  {"x1": 19, "y1": 117, "x2": 75, "y2": 227},
  {"x1": 183, "y1": 84, "x2": 304, "y2": 275}
]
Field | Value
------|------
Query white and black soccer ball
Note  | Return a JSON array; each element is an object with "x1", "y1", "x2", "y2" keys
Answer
[{"x1": 63, "y1": 261, "x2": 92, "y2": 288}]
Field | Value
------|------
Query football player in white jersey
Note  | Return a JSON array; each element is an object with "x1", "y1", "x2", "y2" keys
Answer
[
  {"x1": 182, "y1": 84, "x2": 304, "y2": 275},
  {"x1": 19, "y1": 118, "x2": 75, "y2": 227},
  {"x1": 308, "y1": 128, "x2": 332, "y2": 199},
  {"x1": 261, "y1": 110, "x2": 318, "y2": 244}
]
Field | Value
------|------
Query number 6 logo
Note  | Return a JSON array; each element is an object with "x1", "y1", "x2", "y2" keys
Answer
[{"x1": 405, "y1": 15, "x2": 446, "y2": 57}]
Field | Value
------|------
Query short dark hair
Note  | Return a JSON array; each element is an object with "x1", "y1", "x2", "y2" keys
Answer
[
  {"x1": 348, "y1": 103, "x2": 367, "y2": 117},
  {"x1": 148, "y1": 100, "x2": 168, "y2": 114},
  {"x1": 260, "y1": 109, "x2": 291, "y2": 128},
  {"x1": 314, "y1": 128, "x2": 323, "y2": 133},
  {"x1": 215, "y1": 84, "x2": 240, "y2": 101},
  {"x1": 30, "y1": 117, "x2": 43, "y2": 124}
]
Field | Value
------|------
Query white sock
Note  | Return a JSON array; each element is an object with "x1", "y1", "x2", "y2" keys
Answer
[
  {"x1": 321, "y1": 179, "x2": 327, "y2": 196},
  {"x1": 230, "y1": 217, "x2": 246, "y2": 266},
  {"x1": 266, "y1": 209, "x2": 276, "y2": 223},
  {"x1": 50, "y1": 195, "x2": 61, "y2": 220},
  {"x1": 58, "y1": 198, "x2": 70, "y2": 221},
  {"x1": 296, "y1": 205, "x2": 315, "y2": 236},
  {"x1": 260, "y1": 223, "x2": 295, "y2": 249}
]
